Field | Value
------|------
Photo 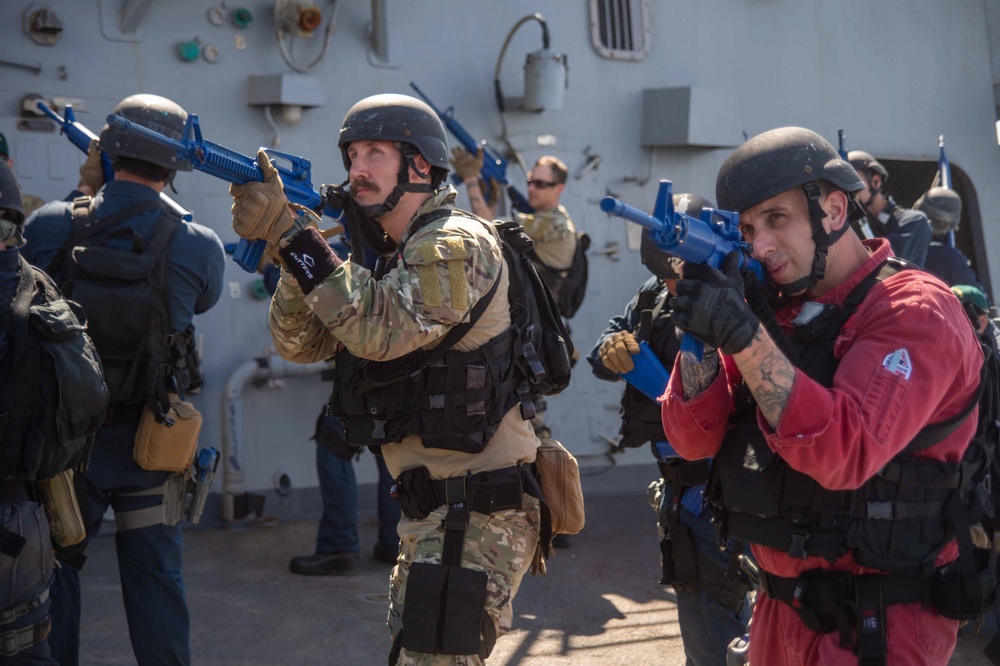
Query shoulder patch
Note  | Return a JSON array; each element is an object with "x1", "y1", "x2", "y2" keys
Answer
[{"x1": 882, "y1": 348, "x2": 912, "y2": 380}]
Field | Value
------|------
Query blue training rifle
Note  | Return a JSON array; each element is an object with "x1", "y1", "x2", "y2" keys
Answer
[
  {"x1": 938, "y1": 135, "x2": 956, "y2": 248},
  {"x1": 599, "y1": 180, "x2": 765, "y2": 359},
  {"x1": 37, "y1": 100, "x2": 193, "y2": 222},
  {"x1": 409, "y1": 81, "x2": 533, "y2": 215},
  {"x1": 105, "y1": 111, "x2": 343, "y2": 272}
]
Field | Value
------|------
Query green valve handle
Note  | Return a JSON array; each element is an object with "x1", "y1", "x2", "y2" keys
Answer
[
  {"x1": 232, "y1": 8, "x2": 253, "y2": 29},
  {"x1": 178, "y1": 41, "x2": 200, "y2": 62}
]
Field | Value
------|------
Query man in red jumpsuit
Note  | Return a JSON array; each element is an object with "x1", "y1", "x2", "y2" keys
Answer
[{"x1": 661, "y1": 127, "x2": 986, "y2": 665}]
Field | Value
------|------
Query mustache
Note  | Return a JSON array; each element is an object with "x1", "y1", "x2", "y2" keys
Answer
[{"x1": 350, "y1": 178, "x2": 380, "y2": 195}]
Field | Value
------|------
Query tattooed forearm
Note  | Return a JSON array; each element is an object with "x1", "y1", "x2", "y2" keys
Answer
[
  {"x1": 680, "y1": 351, "x2": 720, "y2": 400},
  {"x1": 737, "y1": 328, "x2": 795, "y2": 428}
]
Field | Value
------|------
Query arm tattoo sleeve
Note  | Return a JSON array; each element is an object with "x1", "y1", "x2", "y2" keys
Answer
[{"x1": 680, "y1": 351, "x2": 720, "y2": 400}]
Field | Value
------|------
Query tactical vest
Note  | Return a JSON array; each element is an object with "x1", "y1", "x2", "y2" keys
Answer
[
  {"x1": 47, "y1": 198, "x2": 202, "y2": 418},
  {"x1": 330, "y1": 209, "x2": 573, "y2": 453},
  {"x1": 707, "y1": 258, "x2": 992, "y2": 579},
  {"x1": 618, "y1": 283, "x2": 681, "y2": 449},
  {"x1": 0, "y1": 256, "x2": 109, "y2": 480}
]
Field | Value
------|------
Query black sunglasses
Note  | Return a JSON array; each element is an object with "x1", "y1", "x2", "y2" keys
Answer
[{"x1": 527, "y1": 179, "x2": 559, "y2": 189}]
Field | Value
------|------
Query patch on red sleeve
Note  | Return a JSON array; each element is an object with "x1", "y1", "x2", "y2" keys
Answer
[
  {"x1": 881, "y1": 348, "x2": 913, "y2": 380},
  {"x1": 862, "y1": 363, "x2": 911, "y2": 442}
]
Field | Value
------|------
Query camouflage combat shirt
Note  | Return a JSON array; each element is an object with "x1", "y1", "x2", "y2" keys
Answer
[{"x1": 270, "y1": 186, "x2": 538, "y2": 479}]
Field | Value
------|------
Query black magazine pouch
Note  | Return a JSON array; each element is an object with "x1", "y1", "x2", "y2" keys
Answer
[{"x1": 400, "y1": 562, "x2": 488, "y2": 655}]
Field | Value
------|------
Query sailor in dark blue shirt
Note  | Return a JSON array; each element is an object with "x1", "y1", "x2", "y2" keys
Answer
[{"x1": 21, "y1": 94, "x2": 224, "y2": 666}]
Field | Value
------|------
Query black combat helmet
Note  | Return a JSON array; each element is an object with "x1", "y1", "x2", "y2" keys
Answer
[
  {"x1": 338, "y1": 94, "x2": 449, "y2": 172},
  {"x1": 914, "y1": 186, "x2": 962, "y2": 237},
  {"x1": 338, "y1": 94, "x2": 449, "y2": 219},
  {"x1": 99, "y1": 94, "x2": 193, "y2": 172},
  {"x1": 716, "y1": 127, "x2": 865, "y2": 295},
  {"x1": 0, "y1": 159, "x2": 24, "y2": 227},
  {"x1": 641, "y1": 193, "x2": 713, "y2": 281},
  {"x1": 847, "y1": 150, "x2": 889, "y2": 180}
]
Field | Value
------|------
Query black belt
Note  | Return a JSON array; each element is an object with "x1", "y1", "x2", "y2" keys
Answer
[
  {"x1": 0, "y1": 481, "x2": 32, "y2": 504},
  {"x1": 757, "y1": 569, "x2": 926, "y2": 610},
  {"x1": 104, "y1": 402, "x2": 144, "y2": 425},
  {"x1": 425, "y1": 464, "x2": 531, "y2": 517},
  {"x1": 657, "y1": 459, "x2": 711, "y2": 488}
]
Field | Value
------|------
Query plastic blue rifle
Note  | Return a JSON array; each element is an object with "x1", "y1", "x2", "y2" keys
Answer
[
  {"x1": 37, "y1": 100, "x2": 193, "y2": 222},
  {"x1": 938, "y1": 135, "x2": 956, "y2": 248},
  {"x1": 408, "y1": 81, "x2": 533, "y2": 215},
  {"x1": 620, "y1": 341, "x2": 671, "y2": 401},
  {"x1": 187, "y1": 447, "x2": 220, "y2": 525},
  {"x1": 105, "y1": 112, "x2": 343, "y2": 272},
  {"x1": 599, "y1": 180, "x2": 765, "y2": 360}
]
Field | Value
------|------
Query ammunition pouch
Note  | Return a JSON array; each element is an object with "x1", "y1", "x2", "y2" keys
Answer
[
  {"x1": 36, "y1": 470, "x2": 86, "y2": 548},
  {"x1": 400, "y1": 562, "x2": 489, "y2": 657}
]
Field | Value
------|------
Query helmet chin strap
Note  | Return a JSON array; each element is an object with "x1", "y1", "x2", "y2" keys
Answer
[
  {"x1": 358, "y1": 145, "x2": 435, "y2": 220},
  {"x1": 772, "y1": 182, "x2": 852, "y2": 298}
]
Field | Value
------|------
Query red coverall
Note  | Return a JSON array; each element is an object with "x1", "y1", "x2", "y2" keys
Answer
[{"x1": 662, "y1": 239, "x2": 983, "y2": 665}]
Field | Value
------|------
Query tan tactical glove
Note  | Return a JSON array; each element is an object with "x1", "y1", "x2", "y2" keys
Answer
[
  {"x1": 231, "y1": 148, "x2": 295, "y2": 244},
  {"x1": 449, "y1": 147, "x2": 483, "y2": 182},
  {"x1": 78, "y1": 139, "x2": 104, "y2": 195},
  {"x1": 599, "y1": 330, "x2": 641, "y2": 375},
  {"x1": 484, "y1": 177, "x2": 501, "y2": 208}
]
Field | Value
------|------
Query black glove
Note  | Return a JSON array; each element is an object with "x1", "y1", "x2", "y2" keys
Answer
[{"x1": 670, "y1": 252, "x2": 760, "y2": 355}]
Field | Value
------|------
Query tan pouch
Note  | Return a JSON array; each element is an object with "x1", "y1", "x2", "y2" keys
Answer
[
  {"x1": 37, "y1": 469, "x2": 86, "y2": 548},
  {"x1": 535, "y1": 438, "x2": 585, "y2": 535},
  {"x1": 133, "y1": 395, "x2": 201, "y2": 472}
]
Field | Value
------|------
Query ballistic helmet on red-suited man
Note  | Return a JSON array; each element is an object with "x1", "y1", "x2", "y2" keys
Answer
[{"x1": 716, "y1": 127, "x2": 866, "y2": 294}]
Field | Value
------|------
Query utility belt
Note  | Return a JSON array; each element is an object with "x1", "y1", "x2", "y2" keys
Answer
[
  {"x1": 103, "y1": 402, "x2": 145, "y2": 426},
  {"x1": 394, "y1": 464, "x2": 533, "y2": 522},
  {"x1": 0, "y1": 481, "x2": 33, "y2": 504},
  {"x1": 657, "y1": 458, "x2": 711, "y2": 489},
  {"x1": 0, "y1": 589, "x2": 50, "y2": 657},
  {"x1": 752, "y1": 562, "x2": 996, "y2": 665},
  {"x1": 391, "y1": 464, "x2": 548, "y2": 662}
]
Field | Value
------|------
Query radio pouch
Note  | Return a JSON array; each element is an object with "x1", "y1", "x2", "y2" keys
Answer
[
  {"x1": 133, "y1": 394, "x2": 201, "y2": 472},
  {"x1": 534, "y1": 438, "x2": 585, "y2": 535},
  {"x1": 36, "y1": 469, "x2": 86, "y2": 548},
  {"x1": 400, "y1": 562, "x2": 488, "y2": 655}
]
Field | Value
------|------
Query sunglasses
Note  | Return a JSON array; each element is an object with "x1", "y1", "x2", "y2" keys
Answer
[{"x1": 527, "y1": 179, "x2": 560, "y2": 189}]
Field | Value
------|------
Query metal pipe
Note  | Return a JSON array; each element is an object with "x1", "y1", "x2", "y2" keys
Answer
[
  {"x1": 220, "y1": 355, "x2": 331, "y2": 520},
  {"x1": 370, "y1": 0, "x2": 389, "y2": 63}
]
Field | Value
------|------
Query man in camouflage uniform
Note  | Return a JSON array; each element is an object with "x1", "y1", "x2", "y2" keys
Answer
[
  {"x1": 230, "y1": 94, "x2": 542, "y2": 665},
  {"x1": 451, "y1": 152, "x2": 577, "y2": 291}
]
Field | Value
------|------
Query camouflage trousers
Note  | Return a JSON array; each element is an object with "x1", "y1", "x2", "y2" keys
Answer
[{"x1": 388, "y1": 495, "x2": 541, "y2": 665}]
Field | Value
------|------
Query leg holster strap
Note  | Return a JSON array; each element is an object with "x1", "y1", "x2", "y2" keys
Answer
[
  {"x1": 115, "y1": 475, "x2": 186, "y2": 531},
  {"x1": 396, "y1": 466, "x2": 535, "y2": 660},
  {"x1": 0, "y1": 614, "x2": 50, "y2": 657}
]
